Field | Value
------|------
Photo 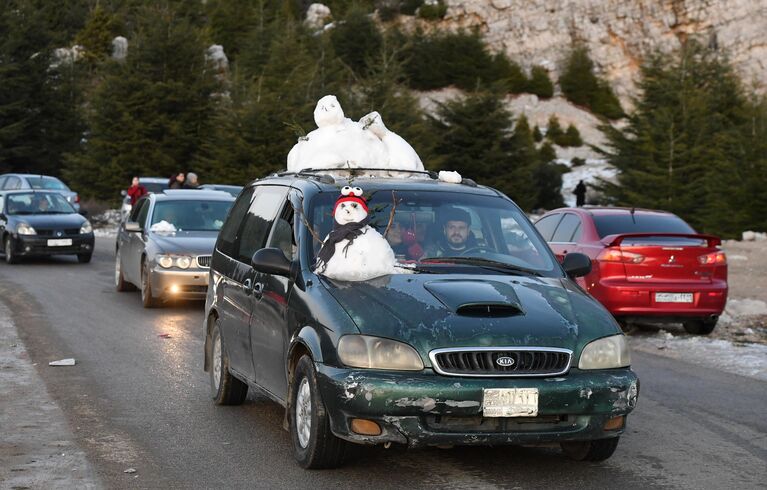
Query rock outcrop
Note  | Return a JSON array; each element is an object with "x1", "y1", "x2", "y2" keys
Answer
[{"x1": 422, "y1": 0, "x2": 766, "y2": 107}]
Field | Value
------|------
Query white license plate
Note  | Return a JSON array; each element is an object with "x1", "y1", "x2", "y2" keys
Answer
[
  {"x1": 655, "y1": 292, "x2": 693, "y2": 303},
  {"x1": 47, "y1": 239, "x2": 72, "y2": 247},
  {"x1": 482, "y1": 388, "x2": 538, "y2": 417}
]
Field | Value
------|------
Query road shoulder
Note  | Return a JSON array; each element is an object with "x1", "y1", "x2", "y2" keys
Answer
[{"x1": 0, "y1": 302, "x2": 100, "y2": 489}]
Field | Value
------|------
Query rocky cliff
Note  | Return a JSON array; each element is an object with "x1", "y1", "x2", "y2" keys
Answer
[{"x1": 429, "y1": 0, "x2": 766, "y2": 107}]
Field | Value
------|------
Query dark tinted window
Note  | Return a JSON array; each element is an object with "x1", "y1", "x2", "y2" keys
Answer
[
  {"x1": 236, "y1": 186, "x2": 289, "y2": 263},
  {"x1": 129, "y1": 198, "x2": 147, "y2": 222},
  {"x1": 534, "y1": 214, "x2": 561, "y2": 241},
  {"x1": 571, "y1": 223, "x2": 582, "y2": 242},
  {"x1": 136, "y1": 199, "x2": 150, "y2": 228},
  {"x1": 551, "y1": 213, "x2": 580, "y2": 242},
  {"x1": 142, "y1": 182, "x2": 168, "y2": 193},
  {"x1": 593, "y1": 213, "x2": 695, "y2": 238},
  {"x1": 217, "y1": 186, "x2": 255, "y2": 257}
]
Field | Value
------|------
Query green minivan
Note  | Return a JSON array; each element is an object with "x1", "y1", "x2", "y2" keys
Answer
[{"x1": 203, "y1": 170, "x2": 639, "y2": 468}]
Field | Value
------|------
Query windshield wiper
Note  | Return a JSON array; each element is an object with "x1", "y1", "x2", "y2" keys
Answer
[{"x1": 420, "y1": 256, "x2": 542, "y2": 276}]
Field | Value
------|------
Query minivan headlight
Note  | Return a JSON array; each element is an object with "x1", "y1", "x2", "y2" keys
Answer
[
  {"x1": 17, "y1": 223, "x2": 36, "y2": 235},
  {"x1": 338, "y1": 335, "x2": 424, "y2": 371},
  {"x1": 80, "y1": 221, "x2": 92, "y2": 234},
  {"x1": 578, "y1": 334, "x2": 631, "y2": 369}
]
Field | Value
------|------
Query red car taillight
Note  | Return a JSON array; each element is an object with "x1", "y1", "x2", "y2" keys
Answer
[
  {"x1": 597, "y1": 248, "x2": 644, "y2": 264},
  {"x1": 698, "y1": 251, "x2": 726, "y2": 265},
  {"x1": 74, "y1": 195, "x2": 80, "y2": 203}
]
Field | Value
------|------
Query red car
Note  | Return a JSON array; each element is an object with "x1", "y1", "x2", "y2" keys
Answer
[{"x1": 534, "y1": 207, "x2": 727, "y2": 334}]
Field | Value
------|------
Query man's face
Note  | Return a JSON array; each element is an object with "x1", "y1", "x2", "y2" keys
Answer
[
  {"x1": 444, "y1": 220, "x2": 469, "y2": 247},
  {"x1": 38, "y1": 199, "x2": 49, "y2": 211}
]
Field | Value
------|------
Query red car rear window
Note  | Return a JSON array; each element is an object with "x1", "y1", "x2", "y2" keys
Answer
[{"x1": 593, "y1": 213, "x2": 695, "y2": 238}]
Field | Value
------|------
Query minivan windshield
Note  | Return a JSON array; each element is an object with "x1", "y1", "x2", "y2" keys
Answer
[
  {"x1": 309, "y1": 189, "x2": 558, "y2": 275},
  {"x1": 150, "y1": 200, "x2": 232, "y2": 232},
  {"x1": 6, "y1": 192, "x2": 75, "y2": 215},
  {"x1": 26, "y1": 177, "x2": 69, "y2": 190}
]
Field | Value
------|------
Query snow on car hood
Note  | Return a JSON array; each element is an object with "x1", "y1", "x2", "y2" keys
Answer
[
  {"x1": 150, "y1": 230, "x2": 219, "y2": 256},
  {"x1": 321, "y1": 274, "x2": 620, "y2": 359}
]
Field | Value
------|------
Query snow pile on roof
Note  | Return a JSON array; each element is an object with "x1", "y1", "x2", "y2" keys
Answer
[
  {"x1": 150, "y1": 220, "x2": 176, "y2": 234},
  {"x1": 287, "y1": 95, "x2": 424, "y2": 174}
]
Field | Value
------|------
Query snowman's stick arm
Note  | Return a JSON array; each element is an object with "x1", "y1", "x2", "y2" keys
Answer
[
  {"x1": 294, "y1": 204, "x2": 323, "y2": 244},
  {"x1": 383, "y1": 191, "x2": 398, "y2": 238}
]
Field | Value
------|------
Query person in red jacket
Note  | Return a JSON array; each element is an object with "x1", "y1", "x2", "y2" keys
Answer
[{"x1": 127, "y1": 177, "x2": 147, "y2": 205}]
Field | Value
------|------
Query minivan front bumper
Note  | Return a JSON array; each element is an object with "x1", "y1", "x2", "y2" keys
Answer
[{"x1": 316, "y1": 364, "x2": 638, "y2": 447}]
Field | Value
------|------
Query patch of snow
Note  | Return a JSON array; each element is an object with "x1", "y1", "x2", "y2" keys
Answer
[
  {"x1": 630, "y1": 333, "x2": 767, "y2": 381},
  {"x1": 438, "y1": 171, "x2": 462, "y2": 183},
  {"x1": 727, "y1": 254, "x2": 748, "y2": 261},
  {"x1": 93, "y1": 227, "x2": 117, "y2": 238},
  {"x1": 206, "y1": 44, "x2": 228, "y2": 71},
  {"x1": 50, "y1": 45, "x2": 84, "y2": 68},
  {"x1": 741, "y1": 230, "x2": 767, "y2": 241},
  {"x1": 719, "y1": 298, "x2": 767, "y2": 325},
  {"x1": 149, "y1": 220, "x2": 176, "y2": 234},
  {"x1": 559, "y1": 158, "x2": 617, "y2": 207}
]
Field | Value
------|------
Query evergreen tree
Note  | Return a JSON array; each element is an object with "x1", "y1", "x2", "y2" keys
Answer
[
  {"x1": 560, "y1": 46, "x2": 624, "y2": 119},
  {"x1": 532, "y1": 125, "x2": 542, "y2": 142},
  {"x1": 545, "y1": 115, "x2": 563, "y2": 141},
  {"x1": 526, "y1": 65, "x2": 553, "y2": 98},
  {"x1": 74, "y1": 5, "x2": 119, "y2": 63},
  {"x1": 533, "y1": 141, "x2": 566, "y2": 210},
  {"x1": 599, "y1": 41, "x2": 756, "y2": 237},
  {"x1": 64, "y1": 5, "x2": 218, "y2": 199},
  {"x1": 331, "y1": 6, "x2": 382, "y2": 76}
]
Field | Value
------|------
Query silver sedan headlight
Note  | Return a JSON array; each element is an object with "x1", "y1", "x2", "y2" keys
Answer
[
  {"x1": 578, "y1": 334, "x2": 631, "y2": 369},
  {"x1": 175, "y1": 256, "x2": 192, "y2": 269},
  {"x1": 80, "y1": 221, "x2": 92, "y2": 234},
  {"x1": 17, "y1": 223, "x2": 36, "y2": 235},
  {"x1": 338, "y1": 335, "x2": 424, "y2": 371},
  {"x1": 157, "y1": 255, "x2": 174, "y2": 268}
]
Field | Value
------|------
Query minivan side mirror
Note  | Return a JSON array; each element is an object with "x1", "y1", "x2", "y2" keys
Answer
[
  {"x1": 562, "y1": 252, "x2": 592, "y2": 278},
  {"x1": 125, "y1": 221, "x2": 141, "y2": 232},
  {"x1": 251, "y1": 247, "x2": 292, "y2": 276}
]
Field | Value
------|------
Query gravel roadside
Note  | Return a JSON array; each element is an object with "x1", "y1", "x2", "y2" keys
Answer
[{"x1": 0, "y1": 302, "x2": 100, "y2": 489}]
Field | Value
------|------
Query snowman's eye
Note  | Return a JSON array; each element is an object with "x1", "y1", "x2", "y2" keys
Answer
[
  {"x1": 341, "y1": 186, "x2": 352, "y2": 196},
  {"x1": 351, "y1": 203, "x2": 358, "y2": 209}
]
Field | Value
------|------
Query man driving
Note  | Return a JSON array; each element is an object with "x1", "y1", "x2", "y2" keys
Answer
[{"x1": 425, "y1": 207, "x2": 475, "y2": 257}]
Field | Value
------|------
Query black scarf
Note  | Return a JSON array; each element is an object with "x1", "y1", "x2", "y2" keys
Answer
[{"x1": 315, "y1": 217, "x2": 371, "y2": 272}]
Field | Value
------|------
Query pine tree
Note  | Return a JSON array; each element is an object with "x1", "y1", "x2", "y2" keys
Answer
[
  {"x1": 74, "y1": 5, "x2": 119, "y2": 63},
  {"x1": 331, "y1": 6, "x2": 382, "y2": 76},
  {"x1": 599, "y1": 41, "x2": 755, "y2": 237},
  {"x1": 64, "y1": 5, "x2": 219, "y2": 199},
  {"x1": 560, "y1": 46, "x2": 624, "y2": 119},
  {"x1": 526, "y1": 65, "x2": 554, "y2": 98},
  {"x1": 533, "y1": 141, "x2": 566, "y2": 210},
  {"x1": 545, "y1": 115, "x2": 563, "y2": 142}
]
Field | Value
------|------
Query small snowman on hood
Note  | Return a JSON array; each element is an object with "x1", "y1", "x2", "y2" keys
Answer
[{"x1": 315, "y1": 186, "x2": 397, "y2": 281}]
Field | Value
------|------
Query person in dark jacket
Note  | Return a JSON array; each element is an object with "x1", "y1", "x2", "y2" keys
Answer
[
  {"x1": 183, "y1": 172, "x2": 200, "y2": 189},
  {"x1": 574, "y1": 180, "x2": 587, "y2": 207},
  {"x1": 424, "y1": 207, "x2": 477, "y2": 257},
  {"x1": 169, "y1": 173, "x2": 185, "y2": 189},
  {"x1": 127, "y1": 177, "x2": 147, "y2": 205}
]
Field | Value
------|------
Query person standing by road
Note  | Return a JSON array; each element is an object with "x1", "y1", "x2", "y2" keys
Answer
[
  {"x1": 183, "y1": 172, "x2": 200, "y2": 189},
  {"x1": 127, "y1": 177, "x2": 147, "y2": 205},
  {"x1": 169, "y1": 173, "x2": 185, "y2": 189},
  {"x1": 574, "y1": 180, "x2": 587, "y2": 207}
]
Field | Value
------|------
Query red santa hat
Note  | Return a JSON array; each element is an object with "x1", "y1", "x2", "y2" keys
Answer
[{"x1": 333, "y1": 186, "x2": 368, "y2": 214}]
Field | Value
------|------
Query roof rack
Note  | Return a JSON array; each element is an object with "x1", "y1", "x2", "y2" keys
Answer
[{"x1": 274, "y1": 168, "x2": 477, "y2": 187}]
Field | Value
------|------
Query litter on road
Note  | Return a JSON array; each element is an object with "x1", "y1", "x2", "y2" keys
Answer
[{"x1": 49, "y1": 358, "x2": 76, "y2": 366}]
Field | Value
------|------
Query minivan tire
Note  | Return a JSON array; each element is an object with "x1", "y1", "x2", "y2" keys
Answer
[
  {"x1": 561, "y1": 436, "x2": 620, "y2": 462},
  {"x1": 682, "y1": 318, "x2": 717, "y2": 335},
  {"x1": 290, "y1": 355, "x2": 347, "y2": 469},
  {"x1": 210, "y1": 319, "x2": 248, "y2": 405}
]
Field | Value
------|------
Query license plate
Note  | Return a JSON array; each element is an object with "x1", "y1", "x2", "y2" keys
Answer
[
  {"x1": 47, "y1": 239, "x2": 72, "y2": 247},
  {"x1": 482, "y1": 388, "x2": 538, "y2": 417},
  {"x1": 655, "y1": 292, "x2": 693, "y2": 303}
]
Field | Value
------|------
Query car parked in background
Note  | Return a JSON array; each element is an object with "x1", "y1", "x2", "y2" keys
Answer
[
  {"x1": 203, "y1": 171, "x2": 639, "y2": 469},
  {"x1": 115, "y1": 189, "x2": 234, "y2": 307},
  {"x1": 0, "y1": 173, "x2": 81, "y2": 212},
  {"x1": 535, "y1": 207, "x2": 727, "y2": 334},
  {"x1": 119, "y1": 177, "x2": 170, "y2": 221},
  {"x1": 0, "y1": 190, "x2": 94, "y2": 264},
  {"x1": 199, "y1": 184, "x2": 243, "y2": 198}
]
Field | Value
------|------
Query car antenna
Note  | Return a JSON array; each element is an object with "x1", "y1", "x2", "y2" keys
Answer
[{"x1": 630, "y1": 207, "x2": 636, "y2": 224}]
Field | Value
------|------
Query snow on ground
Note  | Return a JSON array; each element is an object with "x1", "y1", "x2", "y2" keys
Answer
[
  {"x1": 91, "y1": 209, "x2": 120, "y2": 237},
  {"x1": 558, "y1": 158, "x2": 617, "y2": 207},
  {"x1": 629, "y1": 331, "x2": 767, "y2": 381}
]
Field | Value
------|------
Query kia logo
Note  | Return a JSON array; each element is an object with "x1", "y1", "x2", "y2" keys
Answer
[{"x1": 496, "y1": 356, "x2": 515, "y2": 367}]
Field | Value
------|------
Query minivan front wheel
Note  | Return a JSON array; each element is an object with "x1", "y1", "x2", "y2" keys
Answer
[
  {"x1": 210, "y1": 319, "x2": 248, "y2": 405},
  {"x1": 561, "y1": 437, "x2": 620, "y2": 462},
  {"x1": 290, "y1": 355, "x2": 347, "y2": 469}
]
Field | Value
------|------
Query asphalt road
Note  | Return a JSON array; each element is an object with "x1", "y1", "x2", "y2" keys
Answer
[{"x1": 2, "y1": 237, "x2": 765, "y2": 489}]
